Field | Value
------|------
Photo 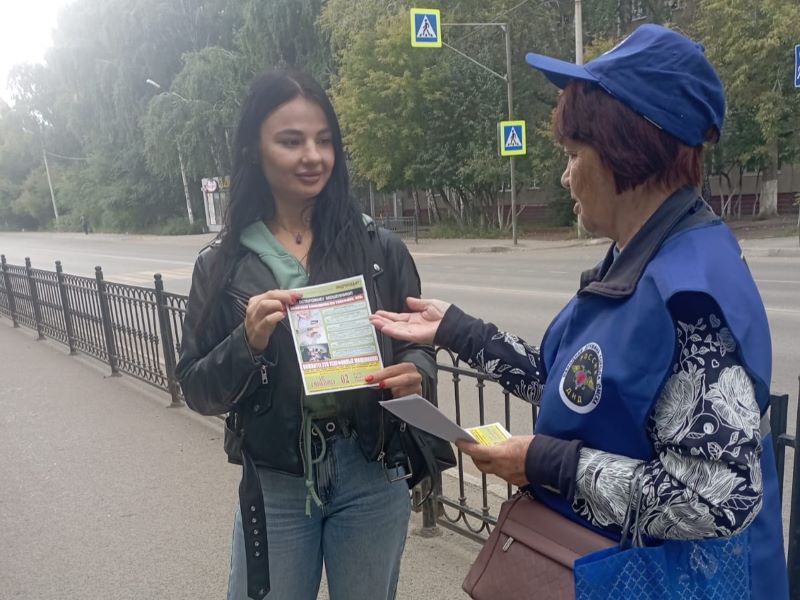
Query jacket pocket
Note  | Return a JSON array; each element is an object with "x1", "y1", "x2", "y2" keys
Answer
[{"x1": 245, "y1": 382, "x2": 275, "y2": 416}]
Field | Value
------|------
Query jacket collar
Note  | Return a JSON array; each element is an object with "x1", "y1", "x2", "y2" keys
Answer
[{"x1": 578, "y1": 186, "x2": 718, "y2": 299}]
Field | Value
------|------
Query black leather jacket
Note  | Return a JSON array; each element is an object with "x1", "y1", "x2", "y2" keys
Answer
[{"x1": 176, "y1": 224, "x2": 436, "y2": 475}]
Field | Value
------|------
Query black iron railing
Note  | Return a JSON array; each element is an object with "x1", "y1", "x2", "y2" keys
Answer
[
  {"x1": 374, "y1": 216, "x2": 418, "y2": 244},
  {"x1": 1, "y1": 254, "x2": 798, "y2": 594}
]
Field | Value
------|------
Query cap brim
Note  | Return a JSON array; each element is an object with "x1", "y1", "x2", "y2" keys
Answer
[{"x1": 524, "y1": 53, "x2": 598, "y2": 89}]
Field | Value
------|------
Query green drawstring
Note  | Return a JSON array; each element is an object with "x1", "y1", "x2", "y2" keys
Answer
[{"x1": 302, "y1": 410, "x2": 326, "y2": 516}]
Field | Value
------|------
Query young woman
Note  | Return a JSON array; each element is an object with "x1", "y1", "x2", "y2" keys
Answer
[{"x1": 176, "y1": 70, "x2": 436, "y2": 600}]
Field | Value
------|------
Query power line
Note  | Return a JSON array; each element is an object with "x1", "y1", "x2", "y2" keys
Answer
[
  {"x1": 44, "y1": 150, "x2": 87, "y2": 161},
  {"x1": 448, "y1": 0, "x2": 535, "y2": 44}
]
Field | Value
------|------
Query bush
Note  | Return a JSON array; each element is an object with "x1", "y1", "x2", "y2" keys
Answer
[
  {"x1": 422, "y1": 221, "x2": 510, "y2": 239},
  {"x1": 147, "y1": 216, "x2": 207, "y2": 235}
]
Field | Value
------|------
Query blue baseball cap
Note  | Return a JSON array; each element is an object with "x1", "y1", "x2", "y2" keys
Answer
[{"x1": 525, "y1": 24, "x2": 725, "y2": 147}]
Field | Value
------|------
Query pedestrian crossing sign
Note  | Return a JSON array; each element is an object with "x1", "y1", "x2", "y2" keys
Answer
[
  {"x1": 499, "y1": 120, "x2": 526, "y2": 156},
  {"x1": 410, "y1": 9, "x2": 442, "y2": 48},
  {"x1": 795, "y1": 44, "x2": 800, "y2": 89}
]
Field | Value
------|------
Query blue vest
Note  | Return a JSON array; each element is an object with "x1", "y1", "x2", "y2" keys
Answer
[{"x1": 534, "y1": 221, "x2": 788, "y2": 599}]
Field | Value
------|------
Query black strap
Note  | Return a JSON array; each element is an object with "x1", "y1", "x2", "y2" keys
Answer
[
  {"x1": 367, "y1": 226, "x2": 452, "y2": 489},
  {"x1": 240, "y1": 450, "x2": 270, "y2": 599}
]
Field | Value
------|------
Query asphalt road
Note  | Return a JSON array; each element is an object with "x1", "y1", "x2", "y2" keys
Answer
[{"x1": 1, "y1": 230, "x2": 797, "y2": 405}]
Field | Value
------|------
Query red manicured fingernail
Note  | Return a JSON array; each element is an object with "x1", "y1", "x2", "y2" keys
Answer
[
  {"x1": 378, "y1": 381, "x2": 386, "y2": 389},
  {"x1": 365, "y1": 375, "x2": 374, "y2": 383}
]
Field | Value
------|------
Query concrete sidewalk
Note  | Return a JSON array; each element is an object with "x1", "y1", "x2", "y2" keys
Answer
[
  {"x1": 738, "y1": 235, "x2": 800, "y2": 257},
  {"x1": 0, "y1": 324, "x2": 479, "y2": 600}
]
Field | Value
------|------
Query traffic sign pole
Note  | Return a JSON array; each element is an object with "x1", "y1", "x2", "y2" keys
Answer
[
  {"x1": 411, "y1": 11, "x2": 521, "y2": 244},
  {"x1": 504, "y1": 23, "x2": 518, "y2": 245}
]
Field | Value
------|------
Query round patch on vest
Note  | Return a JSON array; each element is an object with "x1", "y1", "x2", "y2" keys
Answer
[{"x1": 559, "y1": 342, "x2": 603, "y2": 414}]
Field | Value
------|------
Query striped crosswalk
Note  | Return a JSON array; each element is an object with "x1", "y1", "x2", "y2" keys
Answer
[{"x1": 105, "y1": 267, "x2": 195, "y2": 287}]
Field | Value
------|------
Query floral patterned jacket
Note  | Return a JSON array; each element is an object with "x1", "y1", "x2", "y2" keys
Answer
[{"x1": 436, "y1": 292, "x2": 763, "y2": 540}]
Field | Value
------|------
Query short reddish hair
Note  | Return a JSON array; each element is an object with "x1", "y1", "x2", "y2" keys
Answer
[{"x1": 552, "y1": 81, "x2": 712, "y2": 193}]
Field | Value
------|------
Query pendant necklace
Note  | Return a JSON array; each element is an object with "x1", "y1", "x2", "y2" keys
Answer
[{"x1": 273, "y1": 221, "x2": 309, "y2": 245}]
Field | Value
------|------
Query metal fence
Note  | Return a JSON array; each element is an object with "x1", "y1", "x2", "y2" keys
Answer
[
  {"x1": 374, "y1": 216, "x2": 419, "y2": 243},
  {"x1": 1, "y1": 253, "x2": 798, "y2": 593}
]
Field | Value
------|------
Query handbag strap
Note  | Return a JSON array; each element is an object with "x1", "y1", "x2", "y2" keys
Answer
[
  {"x1": 364, "y1": 223, "x2": 395, "y2": 365},
  {"x1": 239, "y1": 448, "x2": 270, "y2": 598},
  {"x1": 619, "y1": 463, "x2": 646, "y2": 549}
]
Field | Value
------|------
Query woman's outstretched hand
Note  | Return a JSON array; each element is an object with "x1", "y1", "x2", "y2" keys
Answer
[{"x1": 369, "y1": 297, "x2": 451, "y2": 345}]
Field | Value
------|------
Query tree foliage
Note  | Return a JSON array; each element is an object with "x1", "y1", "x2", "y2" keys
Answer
[
  {"x1": 325, "y1": 0, "x2": 575, "y2": 228},
  {"x1": 694, "y1": 0, "x2": 800, "y2": 215},
  {"x1": 1, "y1": 0, "x2": 798, "y2": 232}
]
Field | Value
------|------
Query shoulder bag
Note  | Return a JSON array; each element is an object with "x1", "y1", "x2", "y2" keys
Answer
[{"x1": 462, "y1": 490, "x2": 615, "y2": 600}]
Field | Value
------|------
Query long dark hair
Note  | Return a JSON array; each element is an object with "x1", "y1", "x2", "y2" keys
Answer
[{"x1": 197, "y1": 70, "x2": 368, "y2": 328}]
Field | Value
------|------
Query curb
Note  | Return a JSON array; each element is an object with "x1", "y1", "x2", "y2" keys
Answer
[
  {"x1": 468, "y1": 245, "x2": 514, "y2": 253},
  {"x1": 466, "y1": 238, "x2": 606, "y2": 254},
  {"x1": 744, "y1": 248, "x2": 800, "y2": 258}
]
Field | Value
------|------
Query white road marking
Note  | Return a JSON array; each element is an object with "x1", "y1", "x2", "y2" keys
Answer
[
  {"x1": 755, "y1": 279, "x2": 800, "y2": 285},
  {"x1": 425, "y1": 281, "x2": 573, "y2": 301},
  {"x1": 427, "y1": 282, "x2": 800, "y2": 314},
  {"x1": 107, "y1": 267, "x2": 195, "y2": 286}
]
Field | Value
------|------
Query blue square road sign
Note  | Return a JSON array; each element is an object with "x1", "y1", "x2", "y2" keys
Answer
[
  {"x1": 410, "y1": 9, "x2": 442, "y2": 48},
  {"x1": 795, "y1": 44, "x2": 800, "y2": 89},
  {"x1": 499, "y1": 120, "x2": 526, "y2": 157}
]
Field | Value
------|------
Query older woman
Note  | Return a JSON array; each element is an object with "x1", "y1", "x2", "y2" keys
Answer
[{"x1": 371, "y1": 25, "x2": 788, "y2": 599}]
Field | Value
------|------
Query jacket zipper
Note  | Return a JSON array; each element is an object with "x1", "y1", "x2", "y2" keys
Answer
[
  {"x1": 230, "y1": 319, "x2": 285, "y2": 406},
  {"x1": 376, "y1": 415, "x2": 385, "y2": 463}
]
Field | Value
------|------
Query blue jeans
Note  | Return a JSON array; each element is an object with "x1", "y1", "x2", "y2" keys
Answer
[{"x1": 227, "y1": 432, "x2": 412, "y2": 600}]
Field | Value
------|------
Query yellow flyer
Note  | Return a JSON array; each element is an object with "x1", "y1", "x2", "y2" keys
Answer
[
  {"x1": 466, "y1": 423, "x2": 512, "y2": 447},
  {"x1": 287, "y1": 275, "x2": 383, "y2": 395}
]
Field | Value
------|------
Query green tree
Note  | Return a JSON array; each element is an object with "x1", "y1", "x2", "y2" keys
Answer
[
  {"x1": 237, "y1": 0, "x2": 330, "y2": 83},
  {"x1": 695, "y1": 0, "x2": 800, "y2": 216},
  {"x1": 326, "y1": 0, "x2": 575, "y2": 230},
  {"x1": 143, "y1": 47, "x2": 243, "y2": 183},
  {"x1": 3, "y1": 0, "x2": 247, "y2": 231}
]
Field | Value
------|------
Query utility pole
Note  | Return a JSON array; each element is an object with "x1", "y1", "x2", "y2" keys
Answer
[
  {"x1": 440, "y1": 21, "x2": 519, "y2": 245},
  {"x1": 575, "y1": 0, "x2": 584, "y2": 65},
  {"x1": 369, "y1": 182, "x2": 376, "y2": 217},
  {"x1": 177, "y1": 149, "x2": 195, "y2": 225},
  {"x1": 40, "y1": 143, "x2": 59, "y2": 223},
  {"x1": 146, "y1": 78, "x2": 195, "y2": 226},
  {"x1": 574, "y1": 0, "x2": 588, "y2": 239},
  {"x1": 503, "y1": 23, "x2": 518, "y2": 245}
]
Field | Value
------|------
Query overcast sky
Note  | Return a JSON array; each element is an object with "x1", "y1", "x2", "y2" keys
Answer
[{"x1": 0, "y1": 0, "x2": 71, "y2": 105}]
